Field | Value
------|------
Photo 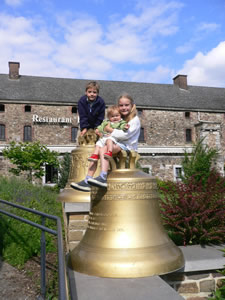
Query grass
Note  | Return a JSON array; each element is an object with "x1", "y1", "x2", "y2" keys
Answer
[{"x1": 0, "y1": 175, "x2": 63, "y2": 298}]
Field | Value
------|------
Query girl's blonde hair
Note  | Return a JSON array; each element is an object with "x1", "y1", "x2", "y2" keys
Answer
[
  {"x1": 117, "y1": 93, "x2": 137, "y2": 122},
  {"x1": 107, "y1": 105, "x2": 121, "y2": 119}
]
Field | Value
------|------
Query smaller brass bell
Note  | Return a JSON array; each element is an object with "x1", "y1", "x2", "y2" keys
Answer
[{"x1": 58, "y1": 130, "x2": 100, "y2": 203}]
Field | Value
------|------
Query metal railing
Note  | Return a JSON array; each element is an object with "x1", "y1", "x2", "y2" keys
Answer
[{"x1": 0, "y1": 199, "x2": 68, "y2": 300}]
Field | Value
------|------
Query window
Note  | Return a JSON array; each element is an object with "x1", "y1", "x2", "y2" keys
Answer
[
  {"x1": 139, "y1": 164, "x2": 152, "y2": 175},
  {"x1": 24, "y1": 125, "x2": 32, "y2": 141},
  {"x1": 71, "y1": 127, "x2": 78, "y2": 142},
  {"x1": 137, "y1": 108, "x2": 143, "y2": 116},
  {"x1": 45, "y1": 165, "x2": 58, "y2": 184},
  {"x1": 25, "y1": 105, "x2": 31, "y2": 112},
  {"x1": 173, "y1": 165, "x2": 183, "y2": 181},
  {"x1": 0, "y1": 104, "x2": 5, "y2": 112},
  {"x1": 0, "y1": 124, "x2": 5, "y2": 140},
  {"x1": 185, "y1": 111, "x2": 190, "y2": 118},
  {"x1": 185, "y1": 128, "x2": 192, "y2": 142},
  {"x1": 72, "y1": 106, "x2": 77, "y2": 114},
  {"x1": 138, "y1": 127, "x2": 145, "y2": 143}
]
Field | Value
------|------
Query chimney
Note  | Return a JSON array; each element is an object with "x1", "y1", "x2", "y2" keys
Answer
[
  {"x1": 173, "y1": 74, "x2": 187, "y2": 90},
  {"x1": 8, "y1": 61, "x2": 20, "y2": 79}
]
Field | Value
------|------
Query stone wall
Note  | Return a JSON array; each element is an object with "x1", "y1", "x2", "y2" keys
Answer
[
  {"x1": 0, "y1": 103, "x2": 79, "y2": 145},
  {"x1": 0, "y1": 102, "x2": 224, "y2": 181},
  {"x1": 138, "y1": 155, "x2": 184, "y2": 181},
  {"x1": 67, "y1": 213, "x2": 89, "y2": 252},
  {"x1": 161, "y1": 271, "x2": 225, "y2": 300},
  {"x1": 140, "y1": 110, "x2": 224, "y2": 149},
  {"x1": 141, "y1": 110, "x2": 198, "y2": 146}
]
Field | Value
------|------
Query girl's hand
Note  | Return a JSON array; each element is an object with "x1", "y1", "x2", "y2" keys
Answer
[
  {"x1": 105, "y1": 123, "x2": 113, "y2": 133},
  {"x1": 124, "y1": 124, "x2": 130, "y2": 130},
  {"x1": 95, "y1": 129, "x2": 103, "y2": 137}
]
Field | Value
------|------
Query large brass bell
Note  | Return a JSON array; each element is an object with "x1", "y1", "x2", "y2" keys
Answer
[
  {"x1": 58, "y1": 129, "x2": 101, "y2": 203},
  {"x1": 69, "y1": 153, "x2": 184, "y2": 277}
]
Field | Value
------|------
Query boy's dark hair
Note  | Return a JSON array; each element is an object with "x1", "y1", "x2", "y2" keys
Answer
[{"x1": 85, "y1": 81, "x2": 100, "y2": 94}]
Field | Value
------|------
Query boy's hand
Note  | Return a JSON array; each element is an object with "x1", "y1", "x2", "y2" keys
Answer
[
  {"x1": 124, "y1": 124, "x2": 130, "y2": 130},
  {"x1": 81, "y1": 128, "x2": 87, "y2": 136}
]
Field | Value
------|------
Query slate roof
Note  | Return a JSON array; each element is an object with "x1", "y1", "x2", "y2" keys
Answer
[{"x1": 0, "y1": 73, "x2": 225, "y2": 112}]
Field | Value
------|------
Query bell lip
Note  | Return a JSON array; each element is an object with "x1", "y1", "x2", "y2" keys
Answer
[
  {"x1": 69, "y1": 240, "x2": 185, "y2": 278},
  {"x1": 69, "y1": 251, "x2": 185, "y2": 278},
  {"x1": 57, "y1": 187, "x2": 91, "y2": 203},
  {"x1": 69, "y1": 265, "x2": 185, "y2": 278}
]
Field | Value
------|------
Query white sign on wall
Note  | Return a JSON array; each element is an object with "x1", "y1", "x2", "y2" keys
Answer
[{"x1": 32, "y1": 114, "x2": 72, "y2": 124}]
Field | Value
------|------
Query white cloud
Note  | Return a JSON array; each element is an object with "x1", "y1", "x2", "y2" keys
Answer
[
  {"x1": 178, "y1": 41, "x2": 225, "y2": 87},
  {"x1": 197, "y1": 22, "x2": 220, "y2": 33},
  {"x1": 5, "y1": 0, "x2": 23, "y2": 7},
  {"x1": 176, "y1": 20, "x2": 220, "y2": 55},
  {"x1": 0, "y1": 13, "x2": 57, "y2": 76},
  {"x1": 176, "y1": 43, "x2": 193, "y2": 54},
  {"x1": 117, "y1": 65, "x2": 173, "y2": 83},
  {"x1": 0, "y1": 1, "x2": 182, "y2": 80},
  {"x1": 54, "y1": 2, "x2": 182, "y2": 77}
]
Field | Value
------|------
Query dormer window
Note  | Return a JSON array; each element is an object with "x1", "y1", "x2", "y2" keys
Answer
[
  {"x1": 25, "y1": 105, "x2": 31, "y2": 112},
  {"x1": 0, "y1": 104, "x2": 5, "y2": 112},
  {"x1": 72, "y1": 106, "x2": 77, "y2": 114},
  {"x1": 185, "y1": 111, "x2": 190, "y2": 118}
]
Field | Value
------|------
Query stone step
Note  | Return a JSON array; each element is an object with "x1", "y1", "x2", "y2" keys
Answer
[
  {"x1": 179, "y1": 244, "x2": 225, "y2": 272},
  {"x1": 67, "y1": 268, "x2": 185, "y2": 300}
]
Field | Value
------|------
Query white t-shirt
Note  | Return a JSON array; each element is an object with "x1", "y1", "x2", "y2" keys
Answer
[{"x1": 110, "y1": 116, "x2": 141, "y2": 151}]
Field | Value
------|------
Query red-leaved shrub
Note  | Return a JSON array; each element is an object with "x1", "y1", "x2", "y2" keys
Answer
[{"x1": 158, "y1": 172, "x2": 225, "y2": 246}]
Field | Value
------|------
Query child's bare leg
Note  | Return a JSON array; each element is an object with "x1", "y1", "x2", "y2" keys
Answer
[
  {"x1": 105, "y1": 139, "x2": 114, "y2": 152},
  {"x1": 100, "y1": 144, "x2": 121, "y2": 173},
  {"x1": 87, "y1": 161, "x2": 98, "y2": 177},
  {"x1": 92, "y1": 145, "x2": 100, "y2": 155}
]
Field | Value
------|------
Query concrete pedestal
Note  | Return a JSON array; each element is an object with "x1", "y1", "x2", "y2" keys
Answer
[{"x1": 68, "y1": 268, "x2": 185, "y2": 300}]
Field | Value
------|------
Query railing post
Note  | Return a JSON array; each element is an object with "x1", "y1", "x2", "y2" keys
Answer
[
  {"x1": 57, "y1": 218, "x2": 68, "y2": 300},
  {"x1": 40, "y1": 216, "x2": 46, "y2": 299}
]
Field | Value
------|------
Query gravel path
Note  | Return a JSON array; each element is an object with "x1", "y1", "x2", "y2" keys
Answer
[{"x1": 0, "y1": 258, "x2": 38, "y2": 300}]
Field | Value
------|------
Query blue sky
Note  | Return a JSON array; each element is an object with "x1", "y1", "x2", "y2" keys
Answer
[{"x1": 1, "y1": 0, "x2": 225, "y2": 87}]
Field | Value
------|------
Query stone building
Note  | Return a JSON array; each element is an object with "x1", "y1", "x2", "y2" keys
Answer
[{"x1": 0, "y1": 62, "x2": 224, "y2": 183}]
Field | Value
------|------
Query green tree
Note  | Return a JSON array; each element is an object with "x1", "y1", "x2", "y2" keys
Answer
[
  {"x1": 57, "y1": 152, "x2": 71, "y2": 189},
  {"x1": 181, "y1": 138, "x2": 218, "y2": 186},
  {"x1": 2, "y1": 141, "x2": 59, "y2": 182}
]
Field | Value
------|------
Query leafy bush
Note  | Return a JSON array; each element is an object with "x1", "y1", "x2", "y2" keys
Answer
[
  {"x1": 2, "y1": 141, "x2": 59, "y2": 182},
  {"x1": 158, "y1": 172, "x2": 225, "y2": 246},
  {"x1": 181, "y1": 139, "x2": 218, "y2": 186},
  {"x1": 0, "y1": 176, "x2": 62, "y2": 268}
]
